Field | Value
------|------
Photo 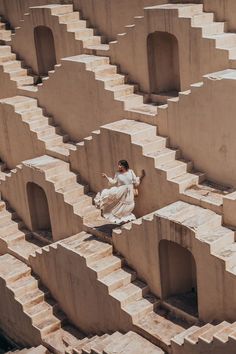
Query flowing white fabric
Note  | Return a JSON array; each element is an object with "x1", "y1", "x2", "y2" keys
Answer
[{"x1": 94, "y1": 169, "x2": 140, "y2": 224}]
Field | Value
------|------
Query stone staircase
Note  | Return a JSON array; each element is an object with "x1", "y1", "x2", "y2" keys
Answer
[
  {"x1": 0, "y1": 253, "x2": 89, "y2": 351},
  {"x1": 0, "y1": 254, "x2": 66, "y2": 343},
  {"x1": 0, "y1": 96, "x2": 76, "y2": 162},
  {"x1": 74, "y1": 119, "x2": 233, "y2": 215},
  {"x1": 171, "y1": 321, "x2": 236, "y2": 354},
  {"x1": 30, "y1": 232, "x2": 188, "y2": 353},
  {"x1": 113, "y1": 201, "x2": 236, "y2": 321},
  {"x1": 0, "y1": 200, "x2": 43, "y2": 263},
  {"x1": 0, "y1": 252, "x2": 165, "y2": 353},
  {"x1": 70, "y1": 54, "x2": 158, "y2": 117},
  {"x1": 0, "y1": 17, "x2": 11, "y2": 42},
  {"x1": 7, "y1": 346, "x2": 49, "y2": 354},
  {"x1": 0, "y1": 156, "x2": 107, "y2": 238},
  {"x1": 51, "y1": 4, "x2": 109, "y2": 53},
  {"x1": 45, "y1": 330, "x2": 164, "y2": 354},
  {"x1": 69, "y1": 331, "x2": 164, "y2": 354},
  {"x1": 0, "y1": 17, "x2": 36, "y2": 90},
  {"x1": 105, "y1": 2, "x2": 236, "y2": 103}
]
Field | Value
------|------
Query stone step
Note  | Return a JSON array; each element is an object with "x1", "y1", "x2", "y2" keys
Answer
[
  {"x1": 89, "y1": 333, "x2": 122, "y2": 354},
  {"x1": 169, "y1": 172, "x2": 200, "y2": 193},
  {"x1": 70, "y1": 194, "x2": 92, "y2": 209},
  {"x1": 26, "y1": 300, "x2": 54, "y2": 322},
  {"x1": 34, "y1": 315, "x2": 61, "y2": 337},
  {"x1": 0, "y1": 53, "x2": 16, "y2": 63},
  {"x1": 6, "y1": 67, "x2": 28, "y2": 78},
  {"x1": 134, "y1": 310, "x2": 185, "y2": 351},
  {"x1": 207, "y1": 33, "x2": 236, "y2": 48},
  {"x1": 123, "y1": 295, "x2": 159, "y2": 322},
  {"x1": 145, "y1": 147, "x2": 180, "y2": 166},
  {"x1": 17, "y1": 287, "x2": 47, "y2": 308},
  {"x1": 67, "y1": 236, "x2": 112, "y2": 264},
  {"x1": 134, "y1": 135, "x2": 167, "y2": 154},
  {"x1": 9, "y1": 237, "x2": 40, "y2": 257},
  {"x1": 214, "y1": 243, "x2": 236, "y2": 269},
  {"x1": 191, "y1": 12, "x2": 214, "y2": 26},
  {"x1": 197, "y1": 225, "x2": 234, "y2": 252},
  {"x1": 0, "y1": 45, "x2": 12, "y2": 54},
  {"x1": 111, "y1": 280, "x2": 149, "y2": 306},
  {"x1": 12, "y1": 75, "x2": 34, "y2": 86},
  {"x1": 213, "y1": 322, "x2": 236, "y2": 343},
  {"x1": 82, "y1": 35, "x2": 102, "y2": 47},
  {"x1": 103, "y1": 331, "x2": 164, "y2": 354},
  {"x1": 159, "y1": 159, "x2": 191, "y2": 179},
  {"x1": 41, "y1": 133, "x2": 64, "y2": 147},
  {"x1": 3, "y1": 59, "x2": 22, "y2": 70},
  {"x1": 98, "y1": 73, "x2": 125, "y2": 88},
  {"x1": 66, "y1": 20, "x2": 87, "y2": 31},
  {"x1": 93, "y1": 64, "x2": 117, "y2": 77},
  {"x1": 99, "y1": 267, "x2": 136, "y2": 292},
  {"x1": 89, "y1": 254, "x2": 123, "y2": 277},
  {"x1": 184, "y1": 324, "x2": 213, "y2": 344},
  {"x1": 108, "y1": 84, "x2": 134, "y2": 98},
  {"x1": 74, "y1": 28, "x2": 94, "y2": 40},
  {"x1": 57, "y1": 11, "x2": 81, "y2": 23},
  {"x1": 117, "y1": 93, "x2": 144, "y2": 109},
  {"x1": 8, "y1": 274, "x2": 38, "y2": 297},
  {"x1": 49, "y1": 4, "x2": 73, "y2": 16},
  {"x1": 198, "y1": 321, "x2": 230, "y2": 344},
  {"x1": 199, "y1": 22, "x2": 225, "y2": 36},
  {"x1": 171, "y1": 326, "x2": 200, "y2": 347}
]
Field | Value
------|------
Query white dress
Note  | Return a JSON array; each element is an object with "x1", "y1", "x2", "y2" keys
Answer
[{"x1": 94, "y1": 169, "x2": 140, "y2": 224}]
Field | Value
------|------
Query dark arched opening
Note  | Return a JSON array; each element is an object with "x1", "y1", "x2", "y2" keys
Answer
[
  {"x1": 27, "y1": 182, "x2": 52, "y2": 240},
  {"x1": 147, "y1": 31, "x2": 180, "y2": 103},
  {"x1": 159, "y1": 240, "x2": 198, "y2": 317},
  {"x1": 34, "y1": 26, "x2": 56, "y2": 76}
]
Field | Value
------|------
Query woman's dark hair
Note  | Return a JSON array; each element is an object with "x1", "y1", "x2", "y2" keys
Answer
[{"x1": 118, "y1": 160, "x2": 129, "y2": 170}]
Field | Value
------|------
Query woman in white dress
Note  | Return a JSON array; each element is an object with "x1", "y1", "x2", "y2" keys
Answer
[{"x1": 94, "y1": 160, "x2": 145, "y2": 224}]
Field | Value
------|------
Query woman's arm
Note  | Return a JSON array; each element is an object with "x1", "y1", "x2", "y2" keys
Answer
[
  {"x1": 131, "y1": 169, "x2": 145, "y2": 187},
  {"x1": 102, "y1": 173, "x2": 118, "y2": 186}
]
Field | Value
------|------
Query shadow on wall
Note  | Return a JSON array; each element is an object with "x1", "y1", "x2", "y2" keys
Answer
[
  {"x1": 34, "y1": 26, "x2": 57, "y2": 76},
  {"x1": 147, "y1": 31, "x2": 180, "y2": 101}
]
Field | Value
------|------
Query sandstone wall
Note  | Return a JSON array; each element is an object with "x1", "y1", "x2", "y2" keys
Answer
[
  {"x1": 0, "y1": 157, "x2": 83, "y2": 241},
  {"x1": 113, "y1": 202, "x2": 236, "y2": 323},
  {"x1": 29, "y1": 240, "x2": 132, "y2": 333},
  {"x1": 0, "y1": 100, "x2": 45, "y2": 169},
  {"x1": 0, "y1": 275, "x2": 41, "y2": 346},
  {"x1": 160, "y1": 71, "x2": 236, "y2": 187}
]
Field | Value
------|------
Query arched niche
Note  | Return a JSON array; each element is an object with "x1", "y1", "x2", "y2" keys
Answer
[
  {"x1": 159, "y1": 240, "x2": 198, "y2": 317},
  {"x1": 27, "y1": 182, "x2": 52, "y2": 239},
  {"x1": 34, "y1": 25, "x2": 56, "y2": 76},
  {"x1": 147, "y1": 31, "x2": 180, "y2": 101}
]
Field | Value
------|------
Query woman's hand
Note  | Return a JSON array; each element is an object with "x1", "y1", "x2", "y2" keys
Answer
[
  {"x1": 102, "y1": 173, "x2": 108, "y2": 179},
  {"x1": 140, "y1": 169, "x2": 146, "y2": 181}
]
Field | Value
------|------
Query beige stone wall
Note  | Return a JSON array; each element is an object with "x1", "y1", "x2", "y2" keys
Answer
[
  {"x1": 0, "y1": 101, "x2": 45, "y2": 169},
  {"x1": 0, "y1": 157, "x2": 83, "y2": 241},
  {"x1": 0, "y1": 68, "x2": 18, "y2": 99},
  {"x1": 204, "y1": 0, "x2": 236, "y2": 32},
  {"x1": 0, "y1": 0, "x2": 64, "y2": 27},
  {"x1": 0, "y1": 276, "x2": 41, "y2": 346},
  {"x1": 11, "y1": 5, "x2": 83, "y2": 74},
  {"x1": 37, "y1": 57, "x2": 126, "y2": 141},
  {"x1": 70, "y1": 121, "x2": 180, "y2": 218},
  {"x1": 109, "y1": 6, "x2": 229, "y2": 94},
  {"x1": 112, "y1": 203, "x2": 236, "y2": 323},
  {"x1": 160, "y1": 71, "x2": 236, "y2": 187},
  {"x1": 29, "y1": 240, "x2": 132, "y2": 333},
  {"x1": 73, "y1": 0, "x2": 168, "y2": 41}
]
